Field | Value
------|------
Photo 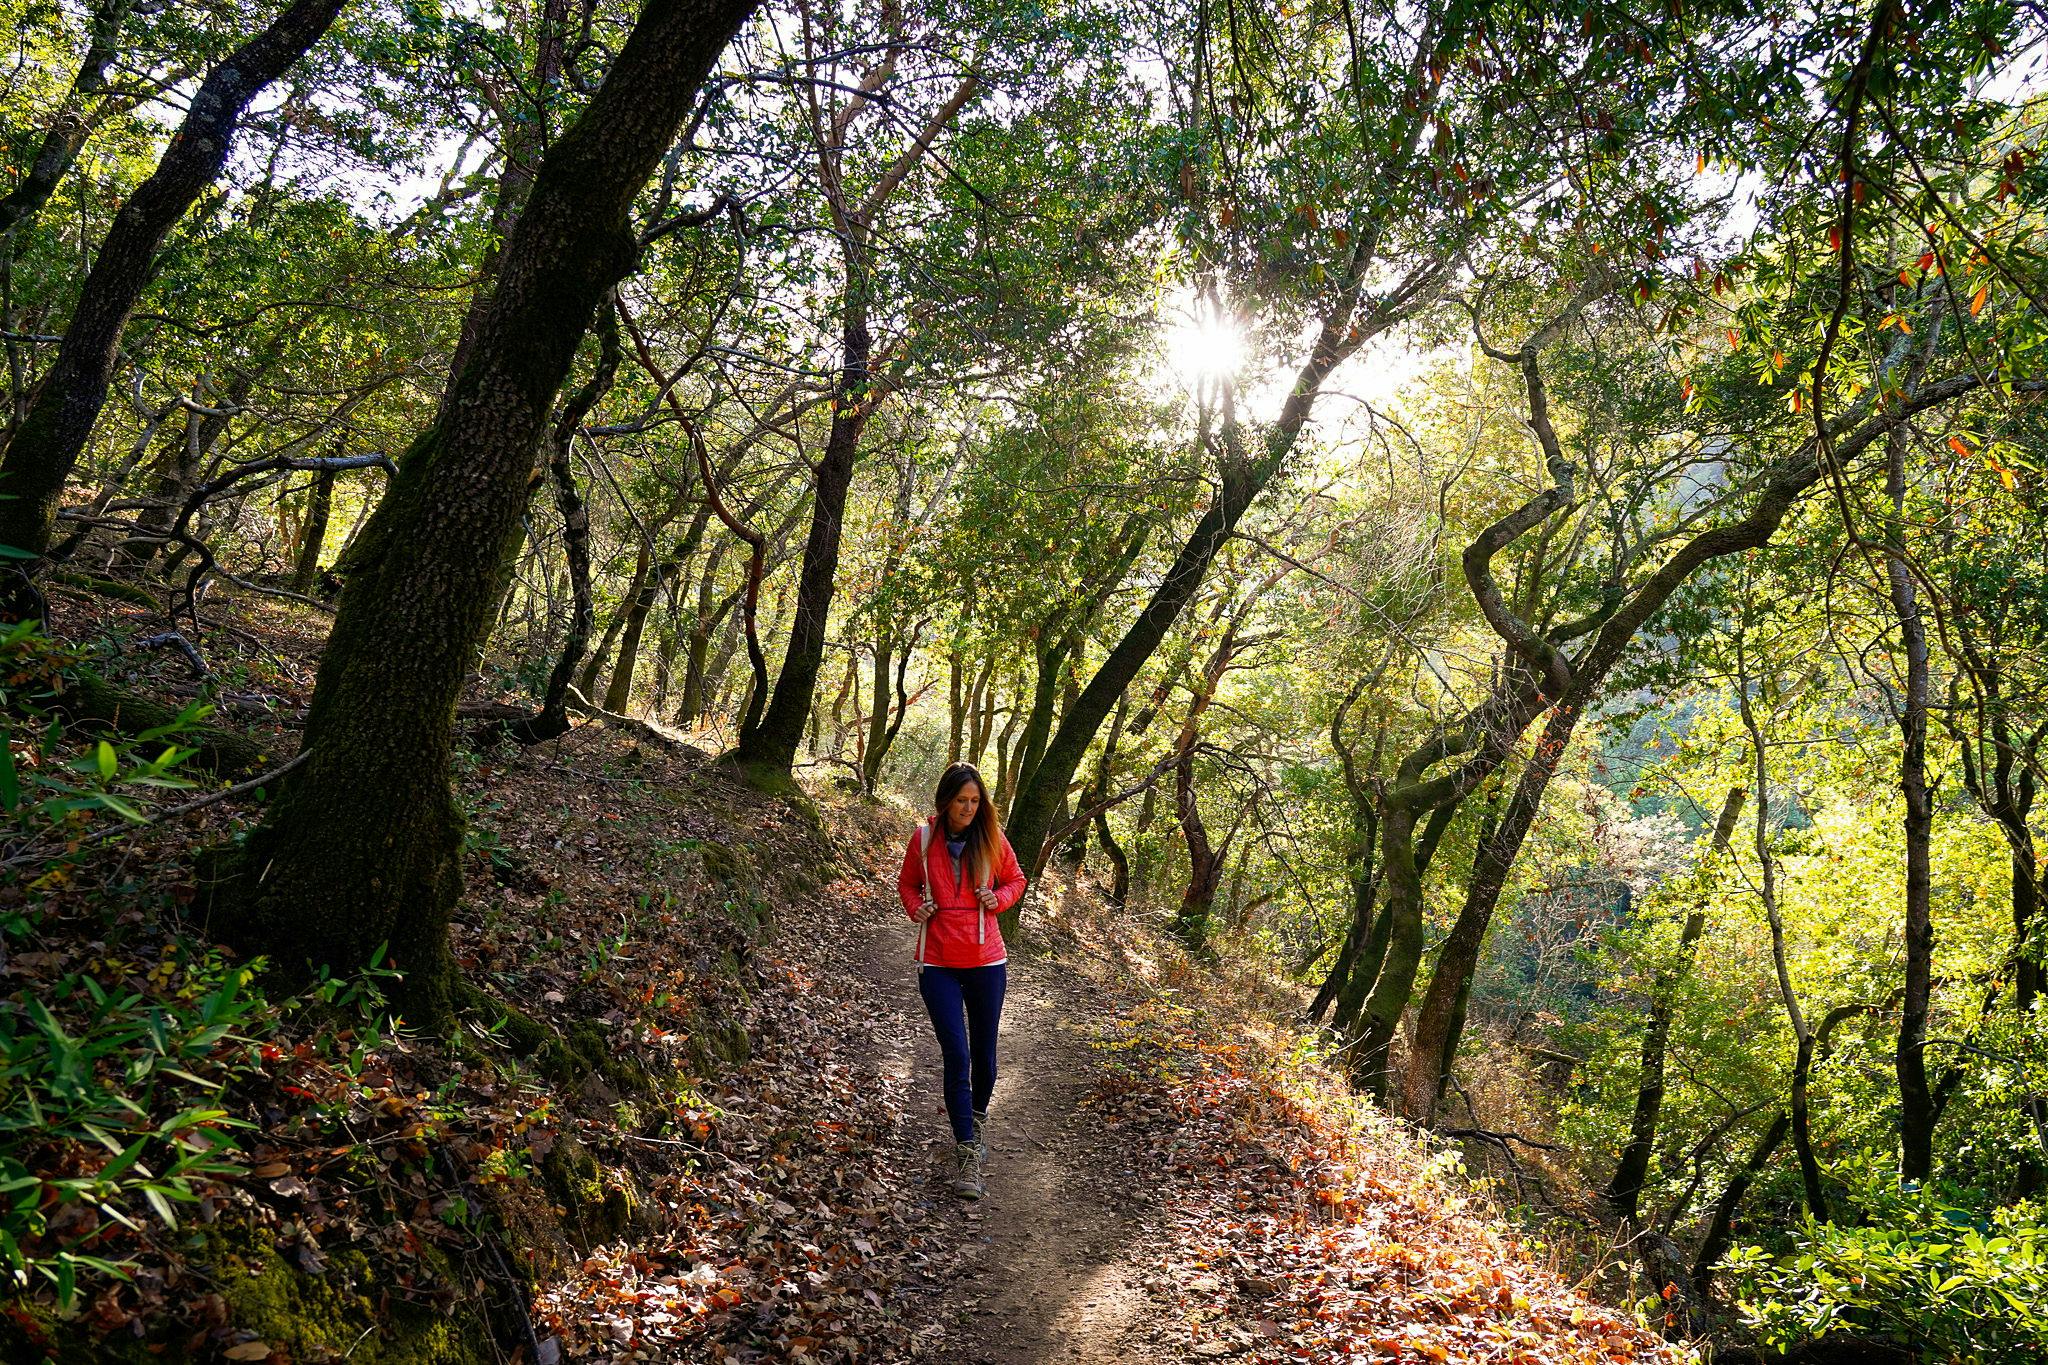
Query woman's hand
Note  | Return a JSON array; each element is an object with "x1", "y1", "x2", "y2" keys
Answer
[
  {"x1": 975, "y1": 887, "x2": 998, "y2": 912},
  {"x1": 918, "y1": 900, "x2": 940, "y2": 924}
]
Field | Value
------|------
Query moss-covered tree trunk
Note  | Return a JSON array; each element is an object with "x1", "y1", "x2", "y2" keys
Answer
[
  {"x1": 1310, "y1": 801, "x2": 1379, "y2": 1026},
  {"x1": 216, "y1": 0, "x2": 761, "y2": 1020},
  {"x1": 1399, "y1": 704, "x2": 1577, "y2": 1123},
  {"x1": 0, "y1": 0, "x2": 346, "y2": 568},
  {"x1": 1348, "y1": 802, "x2": 1420, "y2": 1101}
]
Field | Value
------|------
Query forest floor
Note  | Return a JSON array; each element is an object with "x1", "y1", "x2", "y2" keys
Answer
[{"x1": 5, "y1": 587, "x2": 1690, "y2": 1365}]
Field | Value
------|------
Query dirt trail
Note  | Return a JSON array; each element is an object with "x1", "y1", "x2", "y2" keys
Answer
[{"x1": 854, "y1": 880, "x2": 1170, "y2": 1364}]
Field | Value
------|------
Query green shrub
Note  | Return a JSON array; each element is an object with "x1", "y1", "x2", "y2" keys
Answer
[
  {"x1": 0, "y1": 618, "x2": 203, "y2": 878},
  {"x1": 0, "y1": 954, "x2": 266, "y2": 1306},
  {"x1": 1726, "y1": 1157, "x2": 2048, "y2": 1362}
]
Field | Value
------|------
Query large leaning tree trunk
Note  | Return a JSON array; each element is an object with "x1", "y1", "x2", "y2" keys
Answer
[
  {"x1": 0, "y1": 0, "x2": 348, "y2": 572},
  {"x1": 214, "y1": 0, "x2": 762, "y2": 1022}
]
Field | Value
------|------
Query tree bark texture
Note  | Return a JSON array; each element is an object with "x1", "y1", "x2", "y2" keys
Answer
[{"x1": 215, "y1": 0, "x2": 761, "y2": 1020}]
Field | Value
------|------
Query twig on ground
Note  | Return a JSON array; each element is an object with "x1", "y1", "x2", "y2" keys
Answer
[{"x1": 135, "y1": 630, "x2": 215, "y2": 681}]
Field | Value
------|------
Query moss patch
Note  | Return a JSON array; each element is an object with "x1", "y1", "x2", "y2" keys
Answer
[
  {"x1": 0, "y1": 1219, "x2": 493, "y2": 1365},
  {"x1": 541, "y1": 1135, "x2": 635, "y2": 1250}
]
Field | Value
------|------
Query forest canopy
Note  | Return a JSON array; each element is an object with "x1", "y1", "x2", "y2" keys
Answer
[{"x1": 2, "y1": 0, "x2": 2046, "y2": 1358}]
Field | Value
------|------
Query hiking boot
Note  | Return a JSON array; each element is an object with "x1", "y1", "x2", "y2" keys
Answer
[
  {"x1": 971, "y1": 1110, "x2": 989, "y2": 1163},
  {"x1": 951, "y1": 1141, "x2": 985, "y2": 1200}
]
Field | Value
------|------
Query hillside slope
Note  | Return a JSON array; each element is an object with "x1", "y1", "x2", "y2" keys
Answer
[{"x1": 3, "y1": 588, "x2": 1683, "y2": 1364}]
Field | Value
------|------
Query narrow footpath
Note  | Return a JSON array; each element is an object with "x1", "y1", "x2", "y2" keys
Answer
[{"x1": 853, "y1": 872, "x2": 1172, "y2": 1364}]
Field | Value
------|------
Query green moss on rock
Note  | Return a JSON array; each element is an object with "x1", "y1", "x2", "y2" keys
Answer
[
  {"x1": 540, "y1": 1136, "x2": 635, "y2": 1250},
  {"x1": 699, "y1": 839, "x2": 748, "y2": 883}
]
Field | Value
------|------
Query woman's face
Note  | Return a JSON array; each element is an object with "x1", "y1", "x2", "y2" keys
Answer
[{"x1": 944, "y1": 782, "x2": 981, "y2": 834}]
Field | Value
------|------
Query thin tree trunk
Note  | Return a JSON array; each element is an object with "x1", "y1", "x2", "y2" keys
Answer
[
  {"x1": 115, "y1": 382, "x2": 236, "y2": 570},
  {"x1": 1002, "y1": 193, "x2": 1423, "y2": 897},
  {"x1": 1172, "y1": 613, "x2": 1247, "y2": 952},
  {"x1": 288, "y1": 465, "x2": 338, "y2": 595},
  {"x1": 650, "y1": 613, "x2": 680, "y2": 711},
  {"x1": 968, "y1": 655, "x2": 996, "y2": 767},
  {"x1": 1886, "y1": 420, "x2": 1937, "y2": 1183},
  {"x1": 734, "y1": 290, "x2": 869, "y2": 779},
  {"x1": 947, "y1": 650, "x2": 965, "y2": 764},
  {"x1": 1083, "y1": 692, "x2": 1133, "y2": 907},
  {"x1": 0, "y1": 0, "x2": 134, "y2": 236},
  {"x1": 1349, "y1": 802, "x2": 1421, "y2": 1100},
  {"x1": 1316, "y1": 682, "x2": 1384, "y2": 1025},
  {"x1": 603, "y1": 550, "x2": 668, "y2": 713},
  {"x1": 1693, "y1": 1112, "x2": 1792, "y2": 1291},
  {"x1": 580, "y1": 539, "x2": 651, "y2": 696},
  {"x1": 502, "y1": 306, "x2": 619, "y2": 744},
  {"x1": 1736, "y1": 633, "x2": 1827, "y2": 1218},
  {"x1": 993, "y1": 686, "x2": 1024, "y2": 813},
  {"x1": 436, "y1": 0, "x2": 571, "y2": 415},
  {"x1": 676, "y1": 541, "x2": 730, "y2": 725},
  {"x1": 1402, "y1": 703, "x2": 1578, "y2": 1123},
  {"x1": 1606, "y1": 787, "x2": 1747, "y2": 1220},
  {"x1": 731, "y1": 70, "x2": 979, "y2": 782}
]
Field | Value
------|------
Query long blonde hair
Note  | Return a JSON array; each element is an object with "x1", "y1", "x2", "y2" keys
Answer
[{"x1": 933, "y1": 763, "x2": 1002, "y2": 887}]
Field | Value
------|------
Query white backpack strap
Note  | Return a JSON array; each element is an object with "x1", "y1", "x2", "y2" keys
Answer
[
  {"x1": 915, "y1": 820, "x2": 934, "y2": 967},
  {"x1": 977, "y1": 850, "x2": 993, "y2": 944}
]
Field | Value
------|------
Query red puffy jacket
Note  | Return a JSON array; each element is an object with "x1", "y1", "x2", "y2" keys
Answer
[{"x1": 896, "y1": 819, "x2": 1027, "y2": 968}]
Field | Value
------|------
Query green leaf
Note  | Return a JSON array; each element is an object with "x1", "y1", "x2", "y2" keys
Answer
[
  {"x1": 140, "y1": 1185, "x2": 178, "y2": 1228},
  {"x1": 94, "y1": 792, "x2": 148, "y2": 824}
]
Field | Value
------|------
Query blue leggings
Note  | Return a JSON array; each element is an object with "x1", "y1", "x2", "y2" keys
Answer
[{"x1": 918, "y1": 963, "x2": 1007, "y2": 1143}]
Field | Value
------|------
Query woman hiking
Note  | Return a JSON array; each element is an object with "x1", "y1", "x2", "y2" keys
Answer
[{"x1": 897, "y1": 762, "x2": 1027, "y2": 1199}]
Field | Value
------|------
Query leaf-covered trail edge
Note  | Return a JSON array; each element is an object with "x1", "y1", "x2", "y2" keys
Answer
[{"x1": 564, "y1": 783, "x2": 1696, "y2": 1365}]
